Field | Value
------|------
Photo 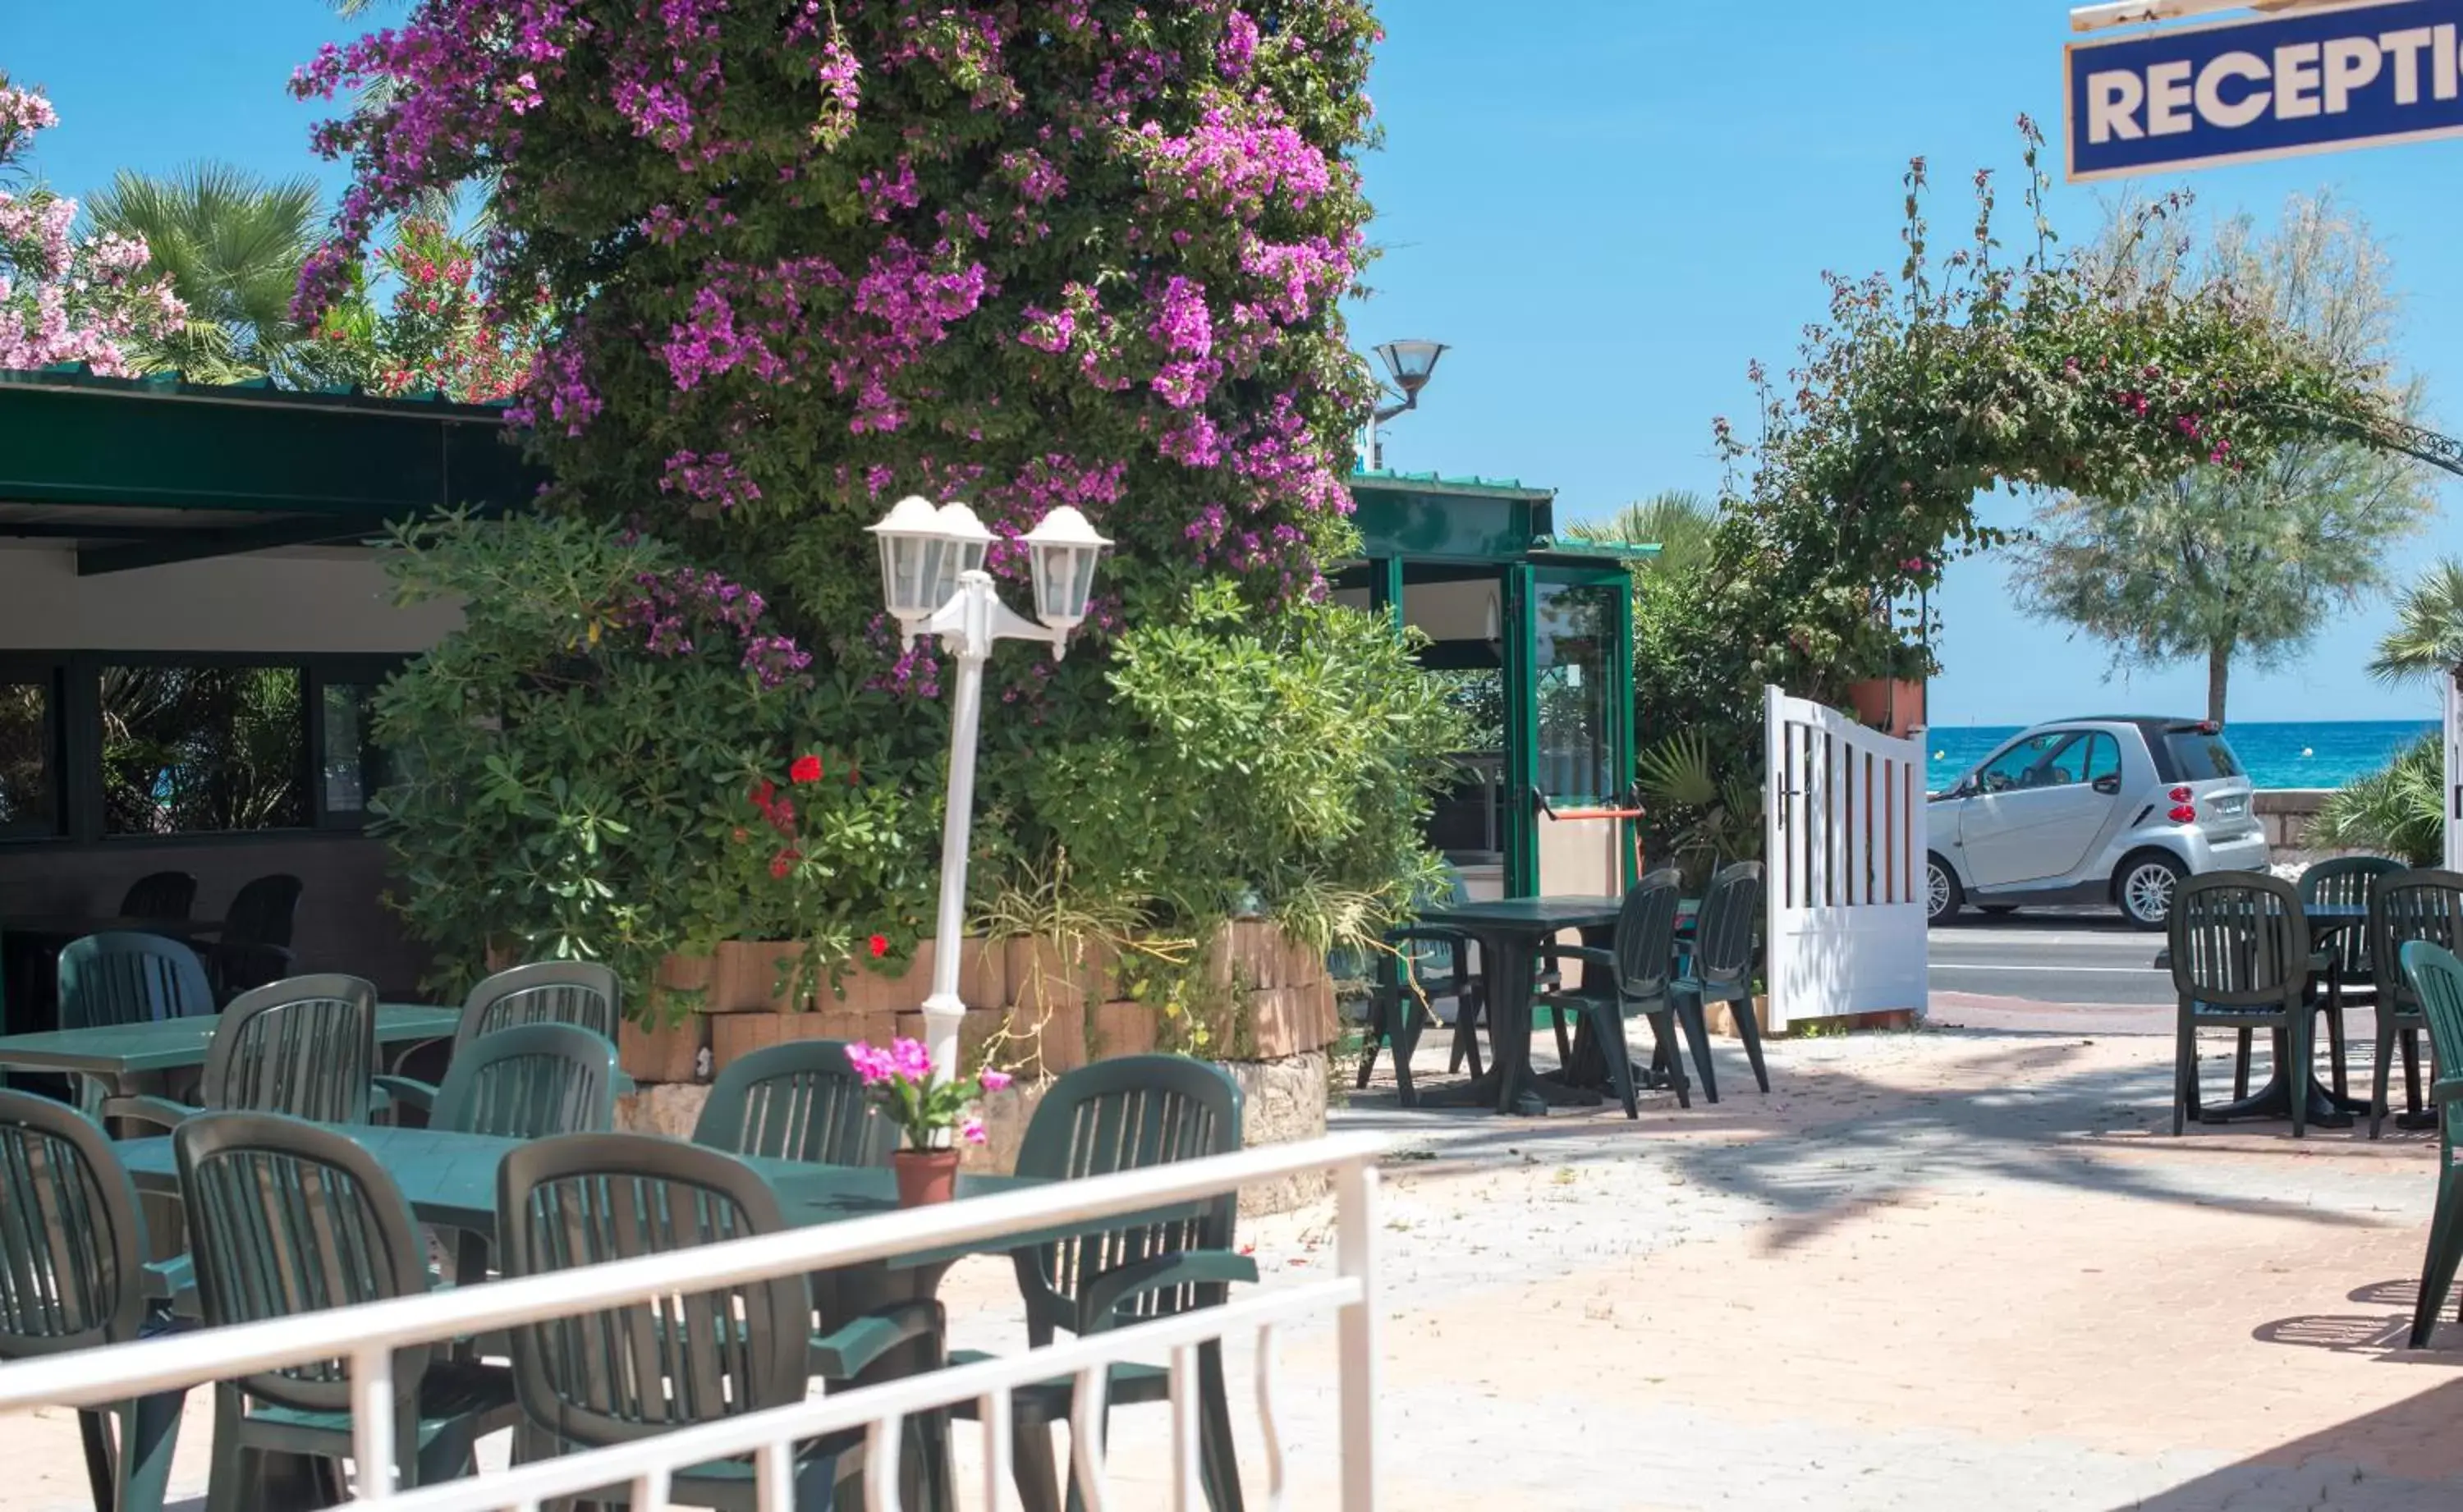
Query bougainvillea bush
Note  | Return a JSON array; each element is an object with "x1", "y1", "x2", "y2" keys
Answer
[
  {"x1": 0, "y1": 77, "x2": 186, "y2": 375},
  {"x1": 311, "y1": 3, "x2": 1458, "y2": 997}
]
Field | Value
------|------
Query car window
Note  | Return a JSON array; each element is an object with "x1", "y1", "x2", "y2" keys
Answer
[
  {"x1": 2163, "y1": 729, "x2": 2243, "y2": 781},
  {"x1": 1975, "y1": 734, "x2": 2069, "y2": 794},
  {"x1": 2075, "y1": 733, "x2": 2121, "y2": 786}
]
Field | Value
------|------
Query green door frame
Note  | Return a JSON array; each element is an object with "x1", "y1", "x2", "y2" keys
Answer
[
  {"x1": 1355, "y1": 552, "x2": 1639, "y2": 900},
  {"x1": 1509, "y1": 564, "x2": 1638, "y2": 897}
]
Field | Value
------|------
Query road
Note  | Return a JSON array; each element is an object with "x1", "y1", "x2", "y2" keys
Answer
[{"x1": 1926, "y1": 910, "x2": 2173, "y2": 1006}]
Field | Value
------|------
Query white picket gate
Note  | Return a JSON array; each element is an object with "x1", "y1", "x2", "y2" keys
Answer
[
  {"x1": 1762, "y1": 685, "x2": 1928, "y2": 1030},
  {"x1": 2446, "y1": 671, "x2": 2463, "y2": 873}
]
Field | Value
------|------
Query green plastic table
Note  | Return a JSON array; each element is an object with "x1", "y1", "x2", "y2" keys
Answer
[
  {"x1": 0, "y1": 1004, "x2": 461, "y2": 1097},
  {"x1": 116, "y1": 1122, "x2": 1178, "y2": 1511},
  {"x1": 113, "y1": 1124, "x2": 1055, "y2": 1265},
  {"x1": 1410, "y1": 895, "x2": 1626, "y2": 1116}
]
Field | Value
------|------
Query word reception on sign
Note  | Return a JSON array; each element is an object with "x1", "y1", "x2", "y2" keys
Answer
[{"x1": 2066, "y1": 0, "x2": 2463, "y2": 180}]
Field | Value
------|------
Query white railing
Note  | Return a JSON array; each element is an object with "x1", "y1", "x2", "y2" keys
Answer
[{"x1": 0, "y1": 1134, "x2": 1387, "y2": 1511}]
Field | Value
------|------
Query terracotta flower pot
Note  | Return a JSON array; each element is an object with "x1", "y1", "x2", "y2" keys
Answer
[{"x1": 893, "y1": 1148, "x2": 960, "y2": 1207}]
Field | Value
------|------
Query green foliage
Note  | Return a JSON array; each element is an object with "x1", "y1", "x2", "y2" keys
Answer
[
  {"x1": 322, "y1": 2, "x2": 1450, "y2": 997},
  {"x1": 1023, "y1": 584, "x2": 1463, "y2": 949},
  {"x1": 369, "y1": 511, "x2": 947, "y2": 1006},
  {"x1": 2014, "y1": 193, "x2": 2434, "y2": 723},
  {"x1": 1707, "y1": 127, "x2": 2401, "y2": 713},
  {"x1": 1566, "y1": 490, "x2": 1717, "y2": 580},
  {"x1": 1635, "y1": 731, "x2": 1763, "y2": 887},
  {"x1": 2372, "y1": 559, "x2": 2463, "y2": 687},
  {"x1": 83, "y1": 163, "x2": 346, "y2": 386},
  {"x1": 2311, "y1": 732, "x2": 2444, "y2": 866}
]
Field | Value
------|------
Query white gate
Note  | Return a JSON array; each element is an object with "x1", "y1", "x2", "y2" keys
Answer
[
  {"x1": 1762, "y1": 685, "x2": 1927, "y2": 1030},
  {"x1": 2446, "y1": 671, "x2": 2463, "y2": 873}
]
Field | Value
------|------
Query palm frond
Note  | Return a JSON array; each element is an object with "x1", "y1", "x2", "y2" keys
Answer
[
  {"x1": 2309, "y1": 732, "x2": 2445, "y2": 864},
  {"x1": 2372, "y1": 559, "x2": 2463, "y2": 686}
]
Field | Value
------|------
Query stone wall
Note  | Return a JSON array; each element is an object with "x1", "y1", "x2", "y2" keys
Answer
[
  {"x1": 612, "y1": 923, "x2": 1342, "y2": 1216},
  {"x1": 2254, "y1": 789, "x2": 2337, "y2": 863}
]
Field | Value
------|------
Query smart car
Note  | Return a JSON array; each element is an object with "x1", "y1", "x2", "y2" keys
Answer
[{"x1": 1926, "y1": 717, "x2": 2267, "y2": 930}]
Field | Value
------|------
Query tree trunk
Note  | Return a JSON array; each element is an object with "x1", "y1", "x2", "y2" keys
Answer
[{"x1": 2206, "y1": 640, "x2": 2232, "y2": 726}]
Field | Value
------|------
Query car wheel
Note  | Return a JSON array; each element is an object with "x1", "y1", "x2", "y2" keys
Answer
[
  {"x1": 2116, "y1": 852, "x2": 2185, "y2": 931},
  {"x1": 1926, "y1": 854, "x2": 1964, "y2": 925}
]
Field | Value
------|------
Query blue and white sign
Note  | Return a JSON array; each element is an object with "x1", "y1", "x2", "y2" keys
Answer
[{"x1": 2067, "y1": 0, "x2": 2463, "y2": 181}]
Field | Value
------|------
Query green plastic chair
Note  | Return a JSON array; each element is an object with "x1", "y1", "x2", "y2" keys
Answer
[
  {"x1": 1671, "y1": 861, "x2": 1768, "y2": 1102},
  {"x1": 2397, "y1": 940, "x2": 2463, "y2": 1347},
  {"x1": 2233, "y1": 855, "x2": 2407, "y2": 1102},
  {"x1": 498, "y1": 1134, "x2": 938, "y2": 1510},
  {"x1": 454, "y1": 961, "x2": 621, "y2": 1052},
  {"x1": 694, "y1": 1038, "x2": 888, "y2": 1166},
  {"x1": 2170, "y1": 873, "x2": 2315, "y2": 1136},
  {"x1": 175, "y1": 1111, "x2": 518, "y2": 1509},
  {"x1": 1536, "y1": 869, "x2": 1693, "y2": 1120},
  {"x1": 953, "y1": 1056, "x2": 1254, "y2": 1512},
  {"x1": 1356, "y1": 868, "x2": 1487, "y2": 1105},
  {"x1": 2369, "y1": 872, "x2": 2463, "y2": 1139},
  {"x1": 384, "y1": 962, "x2": 629, "y2": 1116},
  {"x1": 106, "y1": 975, "x2": 382, "y2": 1132},
  {"x1": 381, "y1": 1022, "x2": 617, "y2": 1139},
  {"x1": 57, "y1": 932, "x2": 216, "y2": 1115},
  {"x1": 0, "y1": 1092, "x2": 187, "y2": 1512}
]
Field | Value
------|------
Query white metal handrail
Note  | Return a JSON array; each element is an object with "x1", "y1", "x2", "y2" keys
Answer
[{"x1": 0, "y1": 1132, "x2": 1388, "y2": 1510}]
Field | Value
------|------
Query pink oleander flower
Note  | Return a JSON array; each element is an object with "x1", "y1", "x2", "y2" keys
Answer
[
  {"x1": 959, "y1": 1117, "x2": 988, "y2": 1146},
  {"x1": 889, "y1": 1036, "x2": 933, "y2": 1081},
  {"x1": 979, "y1": 1068, "x2": 1013, "y2": 1093}
]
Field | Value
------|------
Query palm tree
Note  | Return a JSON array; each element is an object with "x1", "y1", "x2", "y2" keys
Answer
[
  {"x1": 2372, "y1": 559, "x2": 2463, "y2": 686},
  {"x1": 82, "y1": 164, "x2": 351, "y2": 387},
  {"x1": 1564, "y1": 489, "x2": 1718, "y2": 578},
  {"x1": 2310, "y1": 731, "x2": 2445, "y2": 864}
]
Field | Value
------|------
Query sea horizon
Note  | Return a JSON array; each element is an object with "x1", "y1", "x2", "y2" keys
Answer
[{"x1": 1924, "y1": 717, "x2": 2435, "y2": 793}]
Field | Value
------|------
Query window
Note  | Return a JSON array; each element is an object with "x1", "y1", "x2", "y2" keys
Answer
[
  {"x1": 101, "y1": 664, "x2": 308, "y2": 835},
  {"x1": 0, "y1": 674, "x2": 59, "y2": 839},
  {"x1": 2073, "y1": 733, "x2": 2122, "y2": 786},
  {"x1": 1976, "y1": 733, "x2": 2067, "y2": 794},
  {"x1": 319, "y1": 680, "x2": 388, "y2": 818},
  {"x1": 1534, "y1": 583, "x2": 1614, "y2": 803},
  {"x1": 2164, "y1": 728, "x2": 2244, "y2": 781}
]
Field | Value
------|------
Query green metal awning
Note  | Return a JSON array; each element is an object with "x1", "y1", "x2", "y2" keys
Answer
[
  {"x1": 1343, "y1": 471, "x2": 1656, "y2": 575},
  {"x1": 0, "y1": 366, "x2": 548, "y2": 575}
]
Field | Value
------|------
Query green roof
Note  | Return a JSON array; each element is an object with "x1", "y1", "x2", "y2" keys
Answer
[
  {"x1": 1349, "y1": 469, "x2": 1553, "y2": 502},
  {"x1": 0, "y1": 364, "x2": 544, "y2": 575}
]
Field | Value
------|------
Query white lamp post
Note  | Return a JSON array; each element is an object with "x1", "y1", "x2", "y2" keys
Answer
[{"x1": 866, "y1": 497, "x2": 1112, "y2": 1083}]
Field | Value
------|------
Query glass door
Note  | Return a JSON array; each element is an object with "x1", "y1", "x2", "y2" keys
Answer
[{"x1": 1504, "y1": 567, "x2": 1635, "y2": 897}]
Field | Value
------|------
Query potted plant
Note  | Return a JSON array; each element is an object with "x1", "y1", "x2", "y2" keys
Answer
[{"x1": 845, "y1": 1039, "x2": 1011, "y2": 1206}]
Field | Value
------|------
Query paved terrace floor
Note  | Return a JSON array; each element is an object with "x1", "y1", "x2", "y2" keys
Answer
[{"x1": 7, "y1": 996, "x2": 2457, "y2": 1510}]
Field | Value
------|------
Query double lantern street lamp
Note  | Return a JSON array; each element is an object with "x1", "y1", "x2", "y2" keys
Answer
[{"x1": 866, "y1": 497, "x2": 1112, "y2": 1084}]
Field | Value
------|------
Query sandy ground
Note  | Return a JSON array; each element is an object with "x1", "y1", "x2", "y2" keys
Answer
[{"x1": 7, "y1": 1006, "x2": 2460, "y2": 1510}]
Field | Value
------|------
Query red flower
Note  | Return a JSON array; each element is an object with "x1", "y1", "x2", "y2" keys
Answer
[
  {"x1": 769, "y1": 849, "x2": 801, "y2": 879},
  {"x1": 790, "y1": 754, "x2": 824, "y2": 785},
  {"x1": 868, "y1": 933, "x2": 890, "y2": 959}
]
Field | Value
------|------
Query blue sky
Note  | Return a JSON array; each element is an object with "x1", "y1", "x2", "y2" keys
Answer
[{"x1": 10, "y1": 1, "x2": 2458, "y2": 728}]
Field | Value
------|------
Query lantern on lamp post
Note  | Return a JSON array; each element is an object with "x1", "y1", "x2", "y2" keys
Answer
[{"x1": 865, "y1": 497, "x2": 1112, "y2": 1084}]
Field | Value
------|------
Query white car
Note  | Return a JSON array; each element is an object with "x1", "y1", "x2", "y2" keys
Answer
[{"x1": 1926, "y1": 717, "x2": 2269, "y2": 929}]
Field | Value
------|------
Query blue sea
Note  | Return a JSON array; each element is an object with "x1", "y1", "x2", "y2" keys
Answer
[{"x1": 1925, "y1": 720, "x2": 2437, "y2": 794}]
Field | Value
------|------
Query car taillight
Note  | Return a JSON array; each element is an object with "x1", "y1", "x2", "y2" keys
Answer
[
  {"x1": 2169, "y1": 786, "x2": 2193, "y2": 803},
  {"x1": 2168, "y1": 804, "x2": 2198, "y2": 823}
]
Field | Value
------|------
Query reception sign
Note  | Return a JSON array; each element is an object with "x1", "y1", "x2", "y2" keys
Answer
[{"x1": 2067, "y1": 0, "x2": 2463, "y2": 180}]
